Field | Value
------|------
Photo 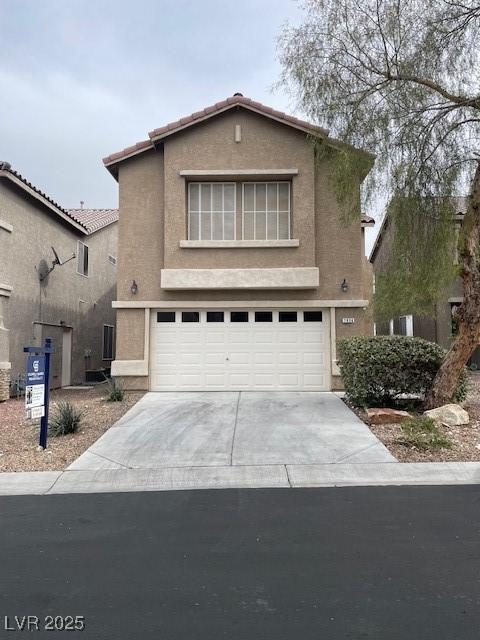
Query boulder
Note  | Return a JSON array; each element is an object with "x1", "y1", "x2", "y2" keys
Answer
[
  {"x1": 424, "y1": 404, "x2": 469, "y2": 426},
  {"x1": 367, "y1": 408, "x2": 411, "y2": 425}
]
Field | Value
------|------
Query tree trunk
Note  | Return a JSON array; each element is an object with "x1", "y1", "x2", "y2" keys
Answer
[{"x1": 424, "y1": 161, "x2": 480, "y2": 409}]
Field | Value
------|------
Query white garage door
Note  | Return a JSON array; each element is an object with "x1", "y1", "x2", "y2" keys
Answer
[{"x1": 150, "y1": 309, "x2": 330, "y2": 391}]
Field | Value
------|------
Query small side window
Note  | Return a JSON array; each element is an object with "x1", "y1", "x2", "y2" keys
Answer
[
  {"x1": 304, "y1": 311, "x2": 323, "y2": 322},
  {"x1": 182, "y1": 312, "x2": 200, "y2": 323},
  {"x1": 230, "y1": 311, "x2": 249, "y2": 323},
  {"x1": 279, "y1": 311, "x2": 297, "y2": 322},
  {"x1": 157, "y1": 312, "x2": 176, "y2": 323},
  {"x1": 207, "y1": 312, "x2": 224, "y2": 323},
  {"x1": 77, "y1": 241, "x2": 89, "y2": 276},
  {"x1": 255, "y1": 311, "x2": 273, "y2": 322},
  {"x1": 102, "y1": 325, "x2": 115, "y2": 360}
]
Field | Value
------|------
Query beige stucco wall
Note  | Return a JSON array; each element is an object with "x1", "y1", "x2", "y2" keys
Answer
[
  {"x1": 0, "y1": 180, "x2": 117, "y2": 388},
  {"x1": 113, "y1": 107, "x2": 372, "y2": 388}
]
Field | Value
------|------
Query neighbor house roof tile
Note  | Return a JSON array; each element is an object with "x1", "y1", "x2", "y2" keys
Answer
[{"x1": 67, "y1": 208, "x2": 119, "y2": 234}]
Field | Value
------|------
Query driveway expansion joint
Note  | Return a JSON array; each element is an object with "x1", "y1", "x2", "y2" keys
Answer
[{"x1": 229, "y1": 391, "x2": 241, "y2": 466}]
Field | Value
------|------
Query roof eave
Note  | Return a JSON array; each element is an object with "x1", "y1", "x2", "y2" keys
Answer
[
  {"x1": 0, "y1": 170, "x2": 87, "y2": 234},
  {"x1": 148, "y1": 102, "x2": 328, "y2": 143}
]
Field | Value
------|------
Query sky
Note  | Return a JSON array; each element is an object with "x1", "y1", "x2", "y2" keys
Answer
[{"x1": 0, "y1": 0, "x2": 378, "y2": 251}]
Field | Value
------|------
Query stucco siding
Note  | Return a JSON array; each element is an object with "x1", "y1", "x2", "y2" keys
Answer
[
  {"x1": 117, "y1": 150, "x2": 164, "y2": 302},
  {"x1": 0, "y1": 180, "x2": 117, "y2": 386},
  {"x1": 112, "y1": 106, "x2": 372, "y2": 388}
]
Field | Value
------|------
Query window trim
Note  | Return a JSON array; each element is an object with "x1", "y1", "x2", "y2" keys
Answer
[
  {"x1": 398, "y1": 314, "x2": 414, "y2": 337},
  {"x1": 241, "y1": 181, "x2": 291, "y2": 241},
  {"x1": 76, "y1": 240, "x2": 89, "y2": 277},
  {"x1": 187, "y1": 182, "x2": 236, "y2": 241},
  {"x1": 102, "y1": 324, "x2": 115, "y2": 361}
]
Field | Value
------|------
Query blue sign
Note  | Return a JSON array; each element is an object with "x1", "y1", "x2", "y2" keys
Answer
[
  {"x1": 24, "y1": 338, "x2": 53, "y2": 449},
  {"x1": 26, "y1": 355, "x2": 46, "y2": 386}
]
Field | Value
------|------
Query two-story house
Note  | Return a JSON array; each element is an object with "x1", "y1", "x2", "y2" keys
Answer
[
  {"x1": 104, "y1": 94, "x2": 374, "y2": 392},
  {"x1": 0, "y1": 162, "x2": 118, "y2": 400}
]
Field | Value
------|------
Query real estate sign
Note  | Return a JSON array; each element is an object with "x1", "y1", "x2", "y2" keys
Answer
[{"x1": 25, "y1": 355, "x2": 46, "y2": 418}]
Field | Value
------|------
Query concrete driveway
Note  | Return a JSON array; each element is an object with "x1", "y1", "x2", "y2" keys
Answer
[{"x1": 69, "y1": 392, "x2": 395, "y2": 473}]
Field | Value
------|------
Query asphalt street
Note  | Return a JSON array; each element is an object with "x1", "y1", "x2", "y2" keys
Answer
[{"x1": 0, "y1": 485, "x2": 479, "y2": 639}]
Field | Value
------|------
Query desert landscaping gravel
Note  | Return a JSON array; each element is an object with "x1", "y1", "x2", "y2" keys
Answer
[
  {"x1": 367, "y1": 373, "x2": 480, "y2": 462},
  {"x1": 0, "y1": 385, "x2": 143, "y2": 472}
]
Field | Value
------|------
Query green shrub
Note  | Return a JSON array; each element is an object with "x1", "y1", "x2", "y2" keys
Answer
[
  {"x1": 49, "y1": 402, "x2": 83, "y2": 436},
  {"x1": 107, "y1": 382, "x2": 124, "y2": 402},
  {"x1": 396, "y1": 416, "x2": 452, "y2": 451},
  {"x1": 338, "y1": 335, "x2": 469, "y2": 407}
]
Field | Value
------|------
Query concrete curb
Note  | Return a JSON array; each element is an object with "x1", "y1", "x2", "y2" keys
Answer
[{"x1": 1, "y1": 462, "x2": 480, "y2": 495}]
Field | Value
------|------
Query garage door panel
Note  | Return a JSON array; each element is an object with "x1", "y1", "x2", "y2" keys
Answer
[
  {"x1": 180, "y1": 353, "x2": 203, "y2": 365},
  {"x1": 151, "y1": 308, "x2": 330, "y2": 391},
  {"x1": 206, "y1": 332, "x2": 227, "y2": 344},
  {"x1": 227, "y1": 351, "x2": 248, "y2": 363},
  {"x1": 278, "y1": 373, "x2": 301, "y2": 386},
  {"x1": 229, "y1": 335, "x2": 250, "y2": 346},
  {"x1": 278, "y1": 353, "x2": 300, "y2": 365},
  {"x1": 205, "y1": 374, "x2": 226, "y2": 386},
  {"x1": 205, "y1": 352, "x2": 227, "y2": 365},
  {"x1": 304, "y1": 352, "x2": 324, "y2": 365},
  {"x1": 253, "y1": 334, "x2": 274, "y2": 345},
  {"x1": 229, "y1": 373, "x2": 251, "y2": 386},
  {"x1": 254, "y1": 352, "x2": 275, "y2": 364}
]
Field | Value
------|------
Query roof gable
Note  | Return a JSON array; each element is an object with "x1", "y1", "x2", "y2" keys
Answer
[{"x1": 102, "y1": 94, "x2": 330, "y2": 174}]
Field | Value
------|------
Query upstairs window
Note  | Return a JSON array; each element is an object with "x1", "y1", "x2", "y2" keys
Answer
[
  {"x1": 242, "y1": 182, "x2": 290, "y2": 240},
  {"x1": 102, "y1": 325, "x2": 115, "y2": 360},
  {"x1": 77, "y1": 241, "x2": 89, "y2": 276},
  {"x1": 188, "y1": 183, "x2": 235, "y2": 240}
]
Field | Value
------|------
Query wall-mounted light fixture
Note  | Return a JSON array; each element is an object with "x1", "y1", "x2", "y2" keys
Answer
[
  {"x1": 341, "y1": 278, "x2": 348, "y2": 293},
  {"x1": 131, "y1": 280, "x2": 138, "y2": 295}
]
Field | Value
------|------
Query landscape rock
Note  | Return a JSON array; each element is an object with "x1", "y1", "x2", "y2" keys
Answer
[
  {"x1": 367, "y1": 408, "x2": 411, "y2": 425},
  {"x1": 424, "y1": 404, "x2": 469, "y2": 427}
]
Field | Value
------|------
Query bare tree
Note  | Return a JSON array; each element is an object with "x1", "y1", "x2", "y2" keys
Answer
[{"x1": 279, "y1": 0, "x2": 480, "y2": 407}]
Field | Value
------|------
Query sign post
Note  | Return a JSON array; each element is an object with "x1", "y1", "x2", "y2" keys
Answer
[{"x1": 23, "y1": 337, "x2": 53, "y2": 449}]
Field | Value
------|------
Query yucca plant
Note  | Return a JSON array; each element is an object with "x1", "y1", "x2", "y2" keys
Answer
[
  {"x1": 107, "y1": 382, "x2": 124, "y2": 402},
  {"x1": 49, "y1": 402, "x2": 83, "y2": 436}
]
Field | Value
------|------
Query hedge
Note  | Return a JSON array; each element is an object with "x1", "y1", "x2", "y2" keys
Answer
[{"x1": 337, "y1": 335, "x2": 468, "y2": 407}]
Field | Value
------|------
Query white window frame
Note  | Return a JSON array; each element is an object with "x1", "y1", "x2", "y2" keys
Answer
[
  {"x1": 102, "y1": 324, "x2": 115, "y2": 360},
  {"x1": 398, "y1": 315, "x2": 414, "y2": 337},
  {"x1": 76, "y1": 241, "x2": 89, "y2": 277},
  {"x1": 187, "y1": 182, "x2": 236, "y2": 241},
  {"x1": 241, "y1": 181, "x2": 291, "y2": 241}
]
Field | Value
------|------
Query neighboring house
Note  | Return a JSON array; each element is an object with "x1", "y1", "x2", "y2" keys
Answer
[
  {"x1": 103, "y1": 93, "x2": 374, "y2": 392},
  {"x1": 370, "y1": 198, "x2": 480, "y2": 367},
  {"x1": 0, "y1": 162, "x2": 118, "y2": 401}
]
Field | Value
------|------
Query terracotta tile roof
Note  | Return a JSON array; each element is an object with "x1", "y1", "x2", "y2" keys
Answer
[
  {"x1": 67, "y1": 208, "x2": 119, "y2": 234},
  {"x1": 0, "y1": 162, "x2": 117, "y2": 235},
  {"x1": 102, "y1": 94, "x2": 329, "y2": 169},
  {"x1": 148, "y1": 95, "x2": 328, "y2": 140}
]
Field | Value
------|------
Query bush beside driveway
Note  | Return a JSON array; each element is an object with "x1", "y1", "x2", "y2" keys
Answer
[{"x1": 0, "y1": 386, "x2": 144, "y2": 472}]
